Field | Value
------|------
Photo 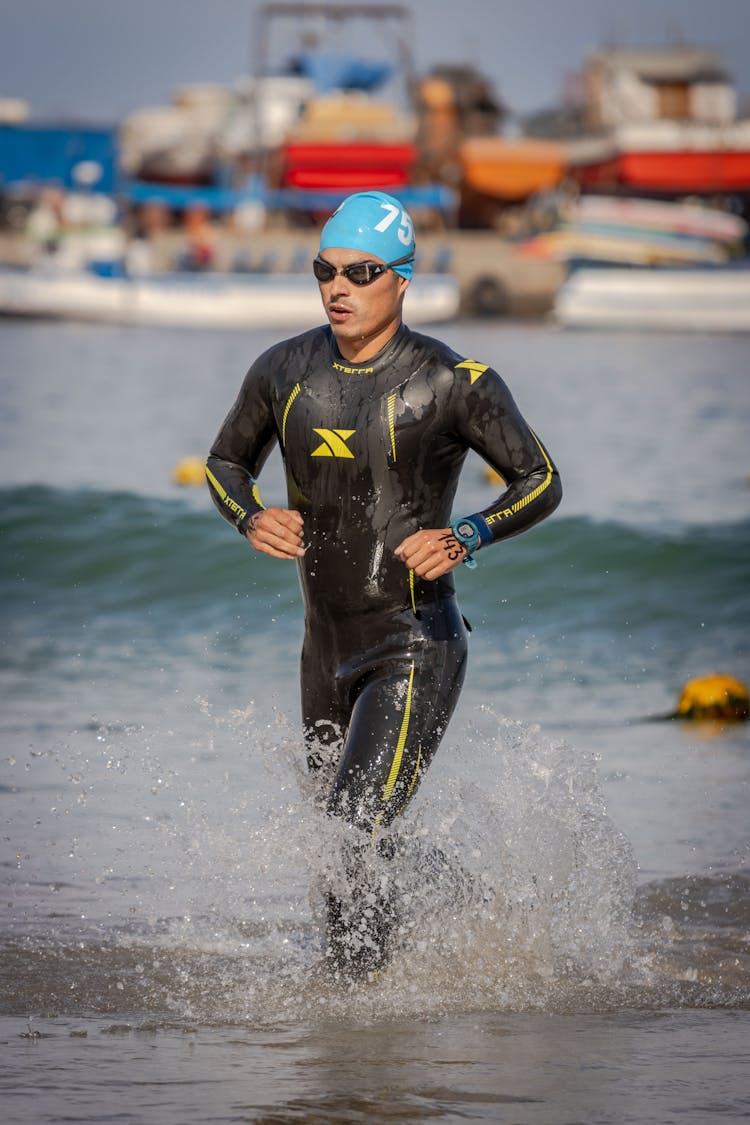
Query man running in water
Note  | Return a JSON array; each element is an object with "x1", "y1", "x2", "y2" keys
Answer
[{"x1": 206, "y1": 191, "x2": 561, "y2": 979}]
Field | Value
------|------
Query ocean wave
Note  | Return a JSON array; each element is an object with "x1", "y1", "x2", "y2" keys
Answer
[
  {"x1": 0, "y1": 485, "x2": 294, "y2": 617},
  {"x1": 3, "y1": 486, "x2": 748, "y2": 594},
  {"x1": 1, "y1": 486, "x2": 748, "y2": 680}
]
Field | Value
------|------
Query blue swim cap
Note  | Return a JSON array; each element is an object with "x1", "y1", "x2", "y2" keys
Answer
[{"x1": 319, "y1": 191, "x2": 415, "y2": 279}]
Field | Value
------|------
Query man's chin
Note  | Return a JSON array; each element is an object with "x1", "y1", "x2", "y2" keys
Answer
[{"x1": 328, "y1": 318, "x2": 359, "y2": 343}]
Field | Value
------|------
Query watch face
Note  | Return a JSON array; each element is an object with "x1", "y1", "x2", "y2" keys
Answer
[{"x1": 456, "y1": 521, "x2": 475, "y2": 539}]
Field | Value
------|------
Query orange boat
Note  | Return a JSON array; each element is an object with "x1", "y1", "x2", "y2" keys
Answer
[{"x1": 459, "y1": 136, "x2": 567, "y2": 202}]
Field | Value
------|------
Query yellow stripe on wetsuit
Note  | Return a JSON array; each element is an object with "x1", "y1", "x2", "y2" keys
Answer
[
  {"x1": 485, "y1": 430, "x2": 554, "y2": 526},
  {"x1": 282, "y1": 382, "x2": 301, "y2": 447},
  {"x1": 408, "y1": 569, "x2": 417, "y2": 614},
  {"x1": 205, "y1": 464, "x2": 248, "y2": 523},
  {"x1": 383, "y1": 660, "x2": 415, "y2": 800},
  {"x1": 386, "y1": 392, "x2": 397, "y2": 461},
  {"x1": 205, "y1": 466, "x2": 265, "y2": 525}
]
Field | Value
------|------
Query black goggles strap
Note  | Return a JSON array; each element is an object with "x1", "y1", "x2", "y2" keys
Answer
[{"x1": 387, "y1": 251, "x2": 415, "y2": 271}]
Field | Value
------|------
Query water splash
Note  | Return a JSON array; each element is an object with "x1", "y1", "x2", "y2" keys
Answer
[
  {"x1": 142, "y1": 706, "x2": 639, "y2": 1018},
  {"x1": 5, "y1": 705, "x2": 750, "y2": 1025}
]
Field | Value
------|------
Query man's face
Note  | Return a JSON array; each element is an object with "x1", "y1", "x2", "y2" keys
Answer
[{"x1": 316, "y1": 247, "x2": 409, "y2": 361}]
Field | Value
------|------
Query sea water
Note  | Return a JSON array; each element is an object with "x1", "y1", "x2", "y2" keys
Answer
[{"x1": 1, "y1": 317, "x2": 749, "y2": 1123}]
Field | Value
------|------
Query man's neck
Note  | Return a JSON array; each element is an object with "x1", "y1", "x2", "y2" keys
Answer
[{"x1": 334, "y1": 319, "x2": 402, "y2": 364}]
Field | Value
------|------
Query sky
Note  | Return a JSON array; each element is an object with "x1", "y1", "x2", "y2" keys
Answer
[{"x1": 2, "y1": 0, "x2": 750, "y2": 124}]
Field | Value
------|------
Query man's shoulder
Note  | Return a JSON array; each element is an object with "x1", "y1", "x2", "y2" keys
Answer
[
  {"x1": 405, "y1": 326, "x2": 460, "y2": 366},
  {"x1": 411, "y1": 327, "x2": 506, "y2": 385},
  {"x1": 405, "y1": 326, "x2": 495, "y2": 387},
  {"x1": 256, "y1": 325, "x2": 329, "y2": 369}
]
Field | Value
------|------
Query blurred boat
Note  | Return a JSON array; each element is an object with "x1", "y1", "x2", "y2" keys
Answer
[
  {"x1": 520, "y1": 227, "x2": 729, "y2": 266},
  {"x1": 0, "y1": 265, "x2": 460, "y2": 329},
  {"x1": 280, "y1": 139, "x2": 416, "y2": 192},
  {"x1": 561, "y1": 195, "x2": 747, "y2": 244},
  {"x1": 454, "y1": 136, "x2": 567, "y2": 229},
  {"x1": 459, "y1": 137, "x2": 567, "y2": 202},
  {"x1": 256, "y1": 5, "x2": 428, "y2": 208},
  {"x1": 567, "y1": 121, "x2": 750, "y2": 195},
  {"x1": 554, "y1": 263, "x2": 750, "y2": 331},
  {"x1": 518, "y1": 194, "x2": 747, "y2": 267},
  {"x1": 565, "y1": 48, "x2": 750, "y2": 196}
]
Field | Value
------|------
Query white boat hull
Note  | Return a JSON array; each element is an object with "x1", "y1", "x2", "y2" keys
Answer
[
  {"x1": 0, "y1": 269, "x2": 460, "y2": 329},
  {"x1": 554, "y1": 267, "x2": 750, "y2": 331}
]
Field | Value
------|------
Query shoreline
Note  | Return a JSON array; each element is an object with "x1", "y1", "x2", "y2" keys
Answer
[{"x1": 0, "y1": 227, "x2": 565, "y2": 319}]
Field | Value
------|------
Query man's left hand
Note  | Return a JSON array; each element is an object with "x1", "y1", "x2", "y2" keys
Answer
[{"x1": 394, "y1": 528, "x2": 467, "y2": 580}]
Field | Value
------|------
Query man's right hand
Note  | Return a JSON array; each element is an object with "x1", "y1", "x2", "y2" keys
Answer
[{"x1": 245, "y1": 508, "x2": 305, "y2": 559}]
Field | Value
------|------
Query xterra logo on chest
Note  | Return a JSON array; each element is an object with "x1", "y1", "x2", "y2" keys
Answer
[
  {"x1": 311, "y1": 428, "x2": 356, "y2": 458},
  {"x1": 332, "y1": 360, "x2": 375, "y2": 375}
]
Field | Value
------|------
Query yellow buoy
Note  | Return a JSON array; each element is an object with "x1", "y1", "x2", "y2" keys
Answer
[
  {"x1": 676, "y1": 674, "x2": 749, "y2": 722},
  {"x1": 482, "y1": 466, "x2": 506, "y2": 487},
  {"x1": 172, "y1": 456, "x2": 207, "y2": 487}
]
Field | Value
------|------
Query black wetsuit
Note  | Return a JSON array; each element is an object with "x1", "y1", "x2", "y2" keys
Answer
[{"x1": 207, "y1": 321, "x2": 561, "y2": 973}]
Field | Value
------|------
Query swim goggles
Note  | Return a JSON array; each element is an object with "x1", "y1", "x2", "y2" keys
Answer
[{"x1": 312, "y1": 251, "x2": 415, "y2": 286}]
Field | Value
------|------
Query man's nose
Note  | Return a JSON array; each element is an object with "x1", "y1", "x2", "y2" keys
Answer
[{"x1": 329, "y1": 273, "x2": 353, "y2": 298}]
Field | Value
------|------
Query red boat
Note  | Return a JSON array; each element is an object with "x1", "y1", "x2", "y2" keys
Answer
[
  {"x1": 280, "y1": 140, "x2": 416, "y2": 191},
  {"x1": 565, "y1": 47, "x2": 750, "y2": 197},
  {"x1": 569, "y1": 123, "x2": 750, "y2": 194}
]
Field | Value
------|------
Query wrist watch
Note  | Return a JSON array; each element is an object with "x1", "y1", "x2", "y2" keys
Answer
[{"x1": 450, "y1": 517, "x2": 481, "y2": 569}]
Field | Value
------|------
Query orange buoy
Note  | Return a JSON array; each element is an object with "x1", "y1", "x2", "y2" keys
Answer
[
  {"x1": 676, "y1": 674, "x2": 749, "y2": 722},
  {"x1": 172, "y1": 456, "x2": 206, "y2": 487}
]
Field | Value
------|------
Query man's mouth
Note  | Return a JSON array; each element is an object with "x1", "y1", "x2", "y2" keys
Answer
[{"x1": 328, "y1": 302, "x2": 353, "y2": 323}]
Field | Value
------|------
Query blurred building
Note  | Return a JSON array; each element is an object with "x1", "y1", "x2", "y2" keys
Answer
[{"x1": 581, "y1": 46, "x2": 736, "y2": 130}]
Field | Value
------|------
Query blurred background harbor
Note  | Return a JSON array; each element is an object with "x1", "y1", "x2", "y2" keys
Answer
[{"x1": 1, "y1": 0, "x2": 750, "y2": 328}]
